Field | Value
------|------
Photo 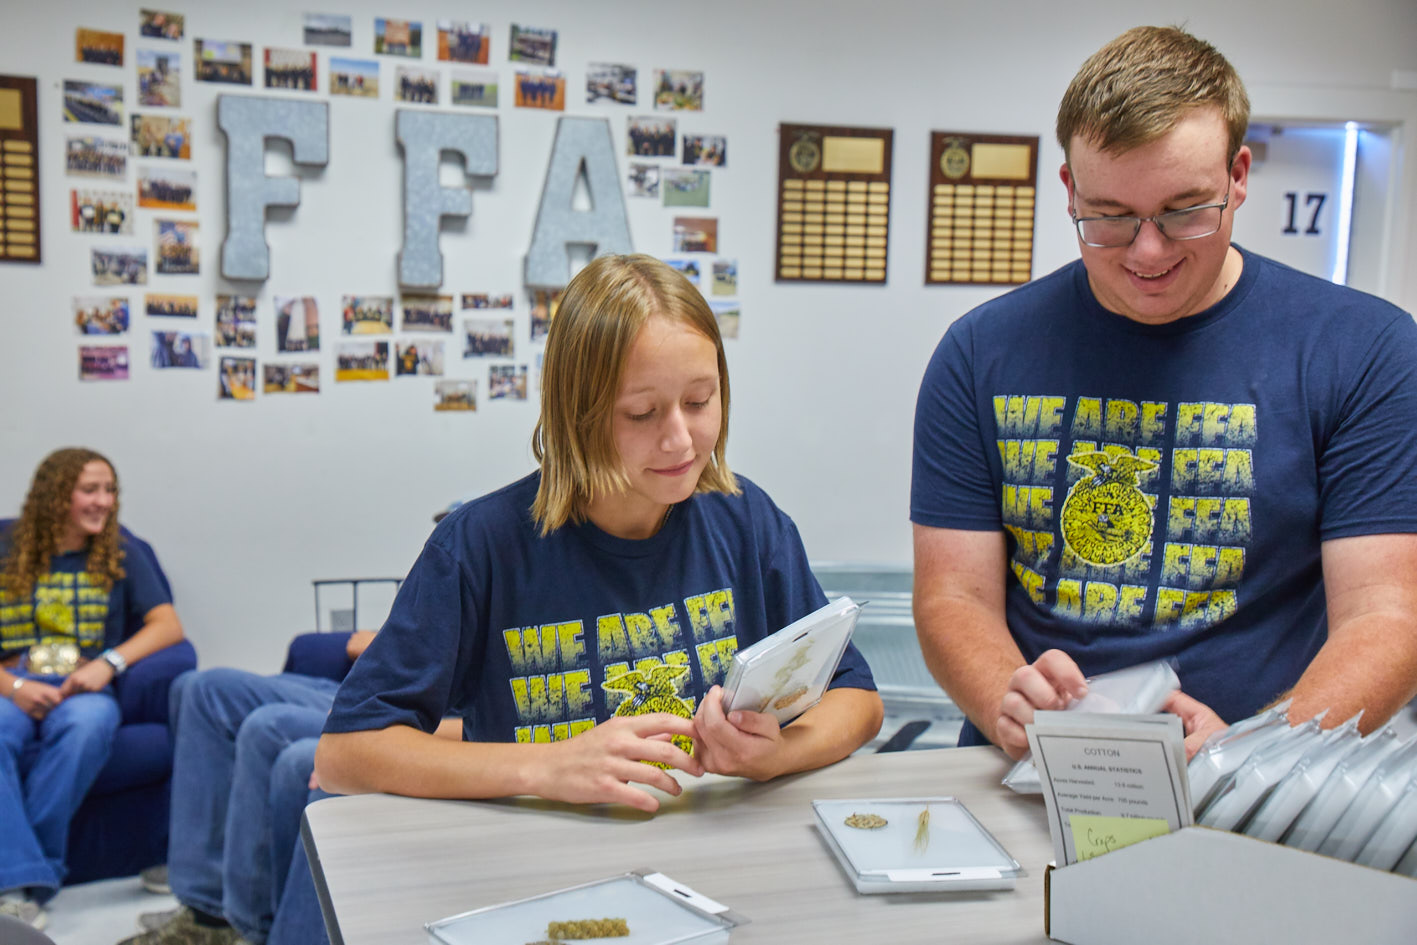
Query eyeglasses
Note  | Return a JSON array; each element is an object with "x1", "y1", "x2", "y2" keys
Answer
[{"x1": 1070, "y1": 181, "x2": 1230, "y2": 248}]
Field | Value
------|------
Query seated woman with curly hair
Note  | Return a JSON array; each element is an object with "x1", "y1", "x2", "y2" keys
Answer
[{"x1": 0, "y1": 448, "x2": 184, "y2": 931}]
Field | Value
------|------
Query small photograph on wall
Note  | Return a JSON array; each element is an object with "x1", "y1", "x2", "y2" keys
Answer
[
  {"x1": 64, "y1": 81, "x2": 123, "y2": 126},
  {"x1": 653, "y1": 70, "x2": 703, "y2": 111},
  {"x1": 80, "y1": 346, "x2": 129, "y2": 381},
  {"x1": 92, "y1": 248, "x2": 147, "y2": 286},
  {"x1": 460, "y1": 293, "x2": 513, "y2": 309},
  {"x1": 673, "y1": 216, "x2": 717, "y2": 253},
  {"x1": 713, "y1": 259, "x2": 737, "y2": 295},
  {"x1": 663, "y1": 258, "x2": 700, "y2": 285},
  {"x1": 146, "y1": 293, "x2": 197, "y2": 317},
  {"x1": 710, "y1": 301, "x2": 740, "y2": 339},
  {"x1": 66, "y1": 136, "x2": 127, "y2": 179},
  {"x1": 140, "y1": 10, "x2": 184, "y2": 41},
  {"x1": 683, "y1": 134, "x2": 726, "y2": 167},
  {"x1": 587, "y1": 63, "x2": 636, "y2": 105},
  {"x1": 264, "y1": 362, "x2": 320, "y2": 393},
  {"x1": 275, "y1": 296, "x2": 320, "y2": 352},
  {"x1": 73, "y1": 297, "x2": 130, "y2": 335},
  {"x1": 438, "y1": 21, "x2": 488, "y2": 64},
  {"x1": 450, "y1": 71, "x2": 497, "y2": 108},
  {"x1": 336, "y1": 341, "x2": 390, "y2": 381},
  {"x1": 218, "y1": 356, "x2": 256, "y2": 400},
  {"x1": 342, "y1": 295, "x2": 393, "y2": 334},
  {"x1": 76, "y1": 28, "x2": 124, "y2": 67},
  {"x1": 402, "y1": 295, "x2": 454, "y2": 332},
  {"x1": 662, "y1": 168, "x2": 709, "y2": 207},
  {"x1": 396, "y1": 340, "x2": 445, "y2": 376},
  {"x1": 463, "y1": 317, "x2": 513, "y2": 357},
  {"x1": 330, "y1": 58, "x2": 379, "y2": 98},
  {"x1": 265, "y1": 49, "x2": 318, "y2": 91},
  {"x1": 131, "y1": 115, "x2": 191, "y2": 159},
  {"x1": 508, "y1": 24, "x2": 556, "y2": 67},
  {"x1": 435, "y1": 379, "x2": 476, "y2": 412},
  {"x1": 137, "y1": 166, "x2": 196, "y2": 211},
  {"x1": 489, "y1": 364, "x2": 529, "y2": 401},
  {"x1": 194, "y1": 40, "x2": 253, "y2": 85},
  {"x1": 70, "y1": 189, "x2": 133, "y2": 234},
  {"x1": 627, "y1": 163, "x2": 659, "y2": 198},
  {"x1": 137, "y1": 50, "x2": 181, "y2": 107},
  {"x1": 151, "y1": 330, "x2": 209, "y2": 368},
  {"x1": 304, "y1": 13, "x2": 352, "y2": 47},
  {"x1": 627, "y1": 117, "x2": 675, "y2": 157},
  {"x1": 155, "y1": 219, "x2": 199, "y2": 274},
  {"x1": 215, "y1": 294, "x2": 257, "y2": 347},
  {"x1": 514, "y1": 70, "x2": 564, "y2": 111},
  {"x1": 529, "y1": 288, "x2": 562, "y2": 342},
  {"x1": 374, "y1": 18, "x2": 422, "y2": 57},
  {"x1": 395, "y1": 66, "x2": 439, "y2": 104}
]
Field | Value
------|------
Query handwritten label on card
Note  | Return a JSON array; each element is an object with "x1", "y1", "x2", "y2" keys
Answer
[{"x1": 1068, "y1": 814, "x2": 1170, "y2": 862}]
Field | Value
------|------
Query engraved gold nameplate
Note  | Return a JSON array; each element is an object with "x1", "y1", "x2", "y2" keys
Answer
[{"x1": 26, "y1": 642, "x2": 81, "y2": 675}]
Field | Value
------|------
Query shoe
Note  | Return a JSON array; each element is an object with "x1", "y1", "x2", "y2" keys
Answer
[
  {"x1": 138, "y1": 905, "x2": 188, "y2": 933},
  {"x1": 0, "y1": 896, "x2": 47, "y2": 930},
  {"x1": 140, "y1": 864, "x2": 172, "y2": 895},
  {"x1": 116, "y1": 911, "x2": 244, "y2": 945}
]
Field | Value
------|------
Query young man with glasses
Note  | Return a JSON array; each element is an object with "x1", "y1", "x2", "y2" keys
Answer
[{"x1": 911, "y1": 26, "x2": 1417, "y2": 760}]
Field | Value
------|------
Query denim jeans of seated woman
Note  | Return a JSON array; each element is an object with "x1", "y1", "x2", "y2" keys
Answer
[
  {"x1": 0, "y1": 672, "x2": 120, "y2": 901},
  {"x1": 166, "y1": 668, "x2": 339, "y2": 941}
]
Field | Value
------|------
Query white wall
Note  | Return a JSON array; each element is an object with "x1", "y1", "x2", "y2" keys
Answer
[{"x1": 3, "y1": 0, "x2": 1415, "y2": 673}]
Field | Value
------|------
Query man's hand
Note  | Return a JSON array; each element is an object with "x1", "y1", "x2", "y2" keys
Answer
[
  {"x1": 59, "y1": 659, "x2": 117, "y2": 697},
  {"x1": 345, "y1": 630, "x2": 377, "y2": 661},
  {"x1": 531, "y1": 713, "x2": 704, "y2": 813},
  {"x1": 996, "y1": 649, "x2": 1089, "y2": 759},
  {"x1": 1162, "y1": 690, "x2": 1227, "y2": 760},
  {"x1": 11, "y1": 679, "x2": 64, "y2": 720},
  {"x1": 691, "y1": 685, "x2": 786, "y2": 781}
]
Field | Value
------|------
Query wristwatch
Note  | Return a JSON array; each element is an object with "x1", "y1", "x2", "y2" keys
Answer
[
  {"x1": 100, "y1": 649, "x2": 128, "y2": 677},
  {"x1": 7, "y1": 677, "x2": 21, "y2": 698}
]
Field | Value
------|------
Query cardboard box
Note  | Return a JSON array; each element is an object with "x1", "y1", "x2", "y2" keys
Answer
[{"x1": 1044, "y1": 827, "x2": 1417, "y2": 945}]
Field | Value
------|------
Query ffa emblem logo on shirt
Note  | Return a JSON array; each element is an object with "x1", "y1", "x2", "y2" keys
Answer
[
  {"x1": 602, "y1": 663, "x2": 696, "y2": 766},
  {"x1": 1060, "y1": 448, "x2": 1157, "y2": 565}
]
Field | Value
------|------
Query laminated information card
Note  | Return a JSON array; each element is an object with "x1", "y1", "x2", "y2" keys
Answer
[{"x1": 1027, "y1": 712, "x2": 1191, "y2": 866}]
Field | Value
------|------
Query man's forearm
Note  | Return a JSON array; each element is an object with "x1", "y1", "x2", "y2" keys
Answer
[
  {"x1": 914, "y1": 592, "x2": 1025, "y2": 745},
  {"x1": 1285, "y1": 614, "x2": 1417, "y2": 735}
]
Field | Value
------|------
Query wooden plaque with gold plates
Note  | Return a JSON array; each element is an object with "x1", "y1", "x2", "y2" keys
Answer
[
  {"x1": 926, "y1": 131, "x2": 1038, "y2": 286},
  {"x1": 775, "y1": 123, "x2": 893, "y2": 285},
  {"x1": 0, "y1": 76, "x2": 40, "y2": 264}
]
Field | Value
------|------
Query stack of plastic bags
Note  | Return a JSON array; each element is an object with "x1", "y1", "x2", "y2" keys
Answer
[{"x1": 1189, "y1": 703, "x2": 1417, "y2": 876}]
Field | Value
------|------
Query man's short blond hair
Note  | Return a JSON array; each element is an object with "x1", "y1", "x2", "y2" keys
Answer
[
  {"x1": 1056, "y1": 26, "x2": 1250, "y2": 163},
  {"x1": 531, "y1": 254, "x2": 737, "y2": 535}
]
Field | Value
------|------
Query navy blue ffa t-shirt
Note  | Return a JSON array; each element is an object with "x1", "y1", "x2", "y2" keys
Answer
[
  {"x1": 912, "y1": 248, "x2": 1417, "y2": 739},
  {"x1": 0, "y1": 531, "x2": 171, "y2": 659},
  {"x1": 325, "y1": 472, "x2": 876, "y2": 744}
]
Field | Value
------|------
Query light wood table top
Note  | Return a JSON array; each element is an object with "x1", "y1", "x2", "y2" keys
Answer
[{"x1": 303, "y1": 746, "x2": 1055, "y2": 944}]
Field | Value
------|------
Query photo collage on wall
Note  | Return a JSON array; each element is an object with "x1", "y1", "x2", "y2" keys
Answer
[{"x1": 57, "y1": 10, "x2": 742, "y2": 404}]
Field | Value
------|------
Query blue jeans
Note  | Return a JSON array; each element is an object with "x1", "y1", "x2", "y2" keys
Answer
[
  {"x1": 0, "y1": 674, "x2": 120, "y2": 901},
  {"x1": 167, "y1": 670, "x2": 339, "y2": 931},
  {"x1": 224, "y1": 711, "x2": 328, "y2": 944},
  {"x1": 266, "y1": 749, "x2": 331, "y2": 945}
]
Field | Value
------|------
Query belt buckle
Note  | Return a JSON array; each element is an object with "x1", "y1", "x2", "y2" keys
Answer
[{"x1": 25, "y1": 642, "x2": 81, "y2": 676}]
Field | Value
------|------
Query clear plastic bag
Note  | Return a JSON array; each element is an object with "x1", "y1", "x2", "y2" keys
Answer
[
  {"x1": 1316, "y1": 734, "x2": 1417, "y2": 862},
  {"x1": 1354, "y1": 776, "x2": 1417, "y2": 871},
  {"x1": 1198, "y1": 717, "x2": 1325, "y2": 831},
  {"x1": 1242, "y1": 713, "x2": 1364, "y2": 843},
  {"x1": 1187, "y1": 708, "x2": 1294, "y2": 816},
  {"x1": 1002, "y1": 659, "x2": 1179, "y2": 794},
  {"x1": 1281, "y1": 726, "x2": 1401, "y2": 852}
]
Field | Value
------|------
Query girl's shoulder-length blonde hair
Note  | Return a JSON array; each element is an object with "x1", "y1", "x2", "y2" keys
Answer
[{"x1": 531, "y1": 253, "x2": 738, "y2": 535}]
